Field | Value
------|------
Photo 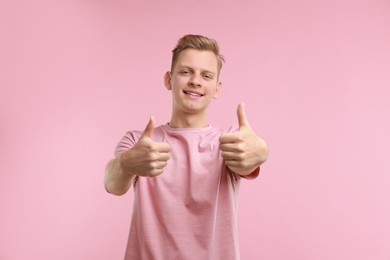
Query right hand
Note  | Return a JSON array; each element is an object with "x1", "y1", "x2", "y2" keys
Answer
[{"x1": 119, "y1": 116, "x2": 171, "y2": 177}]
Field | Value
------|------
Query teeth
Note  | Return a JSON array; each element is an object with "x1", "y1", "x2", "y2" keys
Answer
[{"x1": 184, "y1": 91, "x2": 202, "y2": 97}]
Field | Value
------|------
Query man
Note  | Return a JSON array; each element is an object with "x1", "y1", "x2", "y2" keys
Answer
[{"x1": 104, "y1": 34, "x2": 268, "y2": 260}]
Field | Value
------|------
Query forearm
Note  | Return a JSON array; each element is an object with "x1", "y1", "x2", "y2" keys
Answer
[{"x1": 104, "y1": 156, "x2": 136, "y2": 196}]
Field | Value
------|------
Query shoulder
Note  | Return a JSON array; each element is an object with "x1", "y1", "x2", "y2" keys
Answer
[
  {"x1": 114, "y1": 125, "x2": 167, "y2": 155},
  {"x1": 120, "y1": 129, "x2": 144, "y2": 143},
  {"x1": 114, "y1": 125, "x2": 166, "y2": 157},
  {"x1": 114, "y1": 130, "x2": 143, "y2": 157}
]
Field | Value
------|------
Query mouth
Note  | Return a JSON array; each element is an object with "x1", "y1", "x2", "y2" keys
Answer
[{"x1": 183, "y1": 90, "x2": 204, "y2": 97}]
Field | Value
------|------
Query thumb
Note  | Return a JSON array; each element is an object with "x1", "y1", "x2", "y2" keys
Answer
[
  {"x1": 237, "y1": 102, "x2": 250, "y2": 129},
  {"x1": 141, "y1": 116, "x2": 155, "y2": 138}
]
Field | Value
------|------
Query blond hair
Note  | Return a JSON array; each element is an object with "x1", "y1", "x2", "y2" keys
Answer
[{"x1": 171, "y1": 34, "x2": 225, "y2": 74}]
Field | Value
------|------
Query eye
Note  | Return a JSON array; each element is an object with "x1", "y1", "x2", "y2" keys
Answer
[
  {"x1": 203, "y1": 74, "x2": 213, "y2": 80},
  {"x1": 180, "y1": 70, "x2": 190, "y2": 75}
]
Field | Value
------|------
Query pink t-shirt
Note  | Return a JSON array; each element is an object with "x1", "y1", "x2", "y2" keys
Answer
[{"x1": 115, "y1": 124, "x2": 259, "y2": 260}]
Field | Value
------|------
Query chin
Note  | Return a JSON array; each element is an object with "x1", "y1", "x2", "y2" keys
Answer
[{"x1": 181, "y1": 104, "x2": 208, "y2": 114}]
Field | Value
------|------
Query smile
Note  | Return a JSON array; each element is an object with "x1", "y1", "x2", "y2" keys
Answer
[{"x1": 183, "y1": 90, "x2": 204, "y2": 97}]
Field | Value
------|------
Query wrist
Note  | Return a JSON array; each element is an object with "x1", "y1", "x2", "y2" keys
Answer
[{"x1": 118, "y1": 152, "x2": 134, "y2": 177}]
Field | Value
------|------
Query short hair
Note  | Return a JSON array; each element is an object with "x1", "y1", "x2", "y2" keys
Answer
[{"x1": 171, "y1": 34, "x2": 225, "y2": 74}]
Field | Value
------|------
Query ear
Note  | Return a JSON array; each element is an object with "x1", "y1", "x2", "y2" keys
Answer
[
  {"x1": 164, "y1": 71, "x2": 172, "y2": 90},
  {"x1": 212, "y1": 82, "x2": 222, "y2": 99}
]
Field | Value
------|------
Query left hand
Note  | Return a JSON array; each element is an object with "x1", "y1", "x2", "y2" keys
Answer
[{"x1": 219, "y1": 102, "x2": 268, "y2": 175}]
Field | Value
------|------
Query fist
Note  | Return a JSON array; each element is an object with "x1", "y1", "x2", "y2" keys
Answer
[
  {"x1": 120, "y1": 116, "x2": 171, "y2": 177},
  {"x1": 219, "y1": 103, "x2": 268, "y2": 175}
]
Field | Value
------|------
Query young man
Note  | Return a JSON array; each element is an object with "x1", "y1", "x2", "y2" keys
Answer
[{"x1": 104, "y1": 34, "x2": 268, "y2": 260}]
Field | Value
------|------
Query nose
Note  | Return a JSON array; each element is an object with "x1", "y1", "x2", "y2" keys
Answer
[{"x1": 188, "y1": 74, "x2": 201, "y2": 87}]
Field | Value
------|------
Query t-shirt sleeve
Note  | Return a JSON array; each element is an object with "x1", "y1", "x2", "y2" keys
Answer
[{"x1": 114, "y1": 130, "x2": 143, "y2": 158}]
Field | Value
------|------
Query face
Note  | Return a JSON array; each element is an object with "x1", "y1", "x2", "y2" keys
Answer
[{"x1": 164, "y1": 48, "x2": 222, "y2": 116}]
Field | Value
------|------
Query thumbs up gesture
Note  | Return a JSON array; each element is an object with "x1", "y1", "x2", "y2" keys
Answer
[
  {"x1": 219, "y1": 103, "x2": 268, "y2": 176},
  {"x1": 119, "y1": 116, "x2": 171, "y2": 177}
]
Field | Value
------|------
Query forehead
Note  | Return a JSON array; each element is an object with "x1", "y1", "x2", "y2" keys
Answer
[{"x1": 174, "y1": 49, "x2": 218, "y2": 73}]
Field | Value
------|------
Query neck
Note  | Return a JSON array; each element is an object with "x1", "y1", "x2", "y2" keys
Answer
[{"x1": 169, "y1": 110, "x2": 209, "y2": 128}]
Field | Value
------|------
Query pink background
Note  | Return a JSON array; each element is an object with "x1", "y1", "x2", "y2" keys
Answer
[{"x1": 1, "y1": 0, "x2": 390, "y2": 259}]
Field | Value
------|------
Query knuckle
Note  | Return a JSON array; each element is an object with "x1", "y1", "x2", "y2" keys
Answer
[
  {"x1": 235, "y1": 133, "x2": 244, "y2": 141},
  {"x1": 148, "y1": 152, "x2": 159, "y2": 161},
  {"x1": 236, "y1": 143, "x2": 245, "y2": 152},
  {"x1": 151, "y1": 169, "x2": 163, "y2": 177},
  {"x1": 142, "y1": 141, "x2": 154, "y2": 149},
  {"x1": 237, "y1": 153, "x2": 246, "y2": 160},
  {"x1": 149, "y1": 161, "x2": 157, "y2": 169}
]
